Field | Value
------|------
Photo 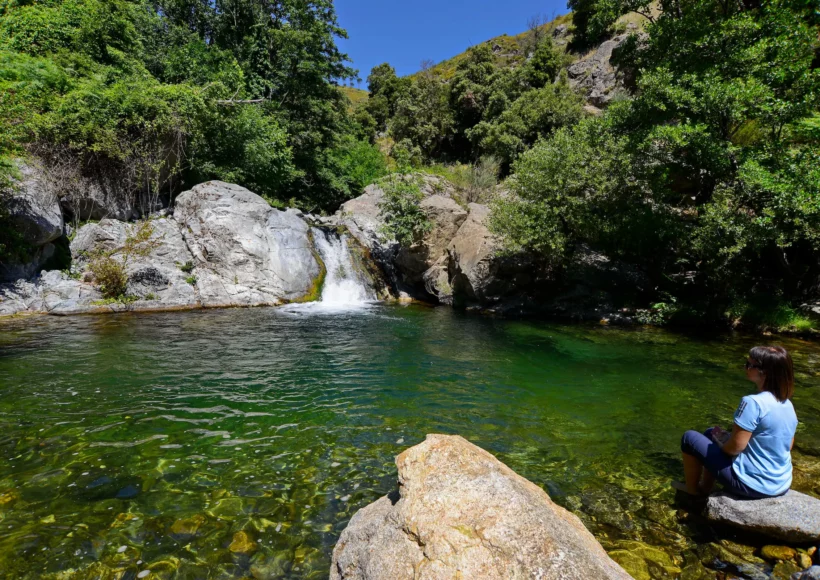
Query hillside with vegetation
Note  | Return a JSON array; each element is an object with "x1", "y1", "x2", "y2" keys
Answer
[
  {"x1": 349, "y1": 0, "x2": 820, "y2": 332},
  {"x1": 0, "y1": 0, "x2": 388, "y2": 247},
  {"x1": 0, "y1": 0, "x2": 818, "y2": 332}
]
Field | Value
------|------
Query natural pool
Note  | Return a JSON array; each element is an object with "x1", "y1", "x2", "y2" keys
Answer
[{"x1": 0, "y1": 305, "x2": 818, "y2": 579}]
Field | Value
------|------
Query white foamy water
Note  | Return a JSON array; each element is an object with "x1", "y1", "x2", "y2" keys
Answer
[{"x1": 281, "y1": 228, "x2": 377, "y2": 314}]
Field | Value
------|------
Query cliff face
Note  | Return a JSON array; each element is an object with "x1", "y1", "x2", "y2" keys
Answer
[{"x1": 0, "y1": 181, "x2": 330, "y2": 316}]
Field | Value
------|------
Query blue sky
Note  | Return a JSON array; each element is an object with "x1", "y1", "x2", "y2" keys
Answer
[{"x1": 335, "y1": 0, "x2": 570, "y2": 88}]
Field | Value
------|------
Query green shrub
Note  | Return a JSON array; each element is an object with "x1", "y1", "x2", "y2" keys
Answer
[
  {"x1": 727, "y1": 299, "x2": 817, "y2": 332},
  {"x1": 88, "y1": 253, "x2": 128, "y2": 299},
  {"x1": 177, "y1": 261, "x2": 194, "y2": 274},
  {"x1": 87, "y1": 221, "x2": 157, "y2": 300},
  {"x1": 377, "y1": 173, "x2": 431, "y2": 246},
  {"x1": 328, "y1": 136, "x2": 388, "y2": 198},
  {"x1": 423, "y1": 156, "x2": 500, "y2": 204}
]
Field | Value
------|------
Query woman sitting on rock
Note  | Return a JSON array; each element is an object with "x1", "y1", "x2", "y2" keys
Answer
[{"x1": 677, "y1": 346, "x2": 798, "y2": 498}]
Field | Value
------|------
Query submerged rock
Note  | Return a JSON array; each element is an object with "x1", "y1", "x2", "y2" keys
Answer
[
  {"x1": 174, "y1": 181, "x2": 321, "y2": 307},
  {"x1": 705, "y1": 491, "x2": 820, "y2": 543},
  {"x1": 229, "y1": 530, "x2": 257, "y2": 555},
  {"x1": 762, "y1": 545, "x2": 798, "y2": 562},
  {"x1": 330, "y1": 434, "x2": 631, "y2": 580}
]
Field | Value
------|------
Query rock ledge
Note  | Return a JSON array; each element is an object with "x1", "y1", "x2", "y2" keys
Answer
[{"x1": 705, "y1": 490, "x2": 820, "y2": 543}]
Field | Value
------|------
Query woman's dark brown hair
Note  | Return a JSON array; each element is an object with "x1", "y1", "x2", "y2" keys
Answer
[{"x1": 749, "y1": 346, "x2": 794, "y2": 401}]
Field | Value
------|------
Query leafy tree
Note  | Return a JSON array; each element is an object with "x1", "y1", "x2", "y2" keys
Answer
[
  {"x1": 0, "y1": 0, "x2": 363, "y2": 212},
  {"x1": 391, "y1": 65, "x2": 455, "y2": 161},
  {"x1": 327, "y1": 136, "x2": 388, "y2": 204},
  {"x1": 363, "y1": 63, "x2": 410, "y2": 135},
  {"x1": 469, "y1": 76, "x2": 584, "y2": 166},
  {"x1": 494, "y1": 0, "x2": 820, "y2": 322}
]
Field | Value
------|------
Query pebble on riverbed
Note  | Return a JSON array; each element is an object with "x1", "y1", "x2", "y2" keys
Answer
[{"x1": 761, "y1": 545, "x2": 797, "y2": 562}]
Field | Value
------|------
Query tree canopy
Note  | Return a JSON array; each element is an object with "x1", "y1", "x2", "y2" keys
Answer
[{"x1": 0, "y1": 0, "x2": 384, "y2": 213}]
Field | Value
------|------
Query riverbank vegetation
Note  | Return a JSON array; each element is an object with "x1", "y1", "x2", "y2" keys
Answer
[
  {"x1": 357, "y1": 0, "x2": 820, "y2": 331},
  {"x1": 0, "y1": 0, "x2": 817, "y2": 331}
]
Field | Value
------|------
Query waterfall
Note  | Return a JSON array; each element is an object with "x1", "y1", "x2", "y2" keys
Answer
[{"x1": 311, "y1": 228, "x2": 376, "y2": 307}]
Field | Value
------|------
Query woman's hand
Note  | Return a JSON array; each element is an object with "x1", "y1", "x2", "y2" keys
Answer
[{"x1": 721, "y1": 424, "x2": 753, "y2": 456}]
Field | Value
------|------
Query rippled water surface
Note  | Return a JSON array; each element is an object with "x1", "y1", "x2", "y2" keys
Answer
[{"x1": 0, "y1": 306, "x2": 818, "y2": 579}]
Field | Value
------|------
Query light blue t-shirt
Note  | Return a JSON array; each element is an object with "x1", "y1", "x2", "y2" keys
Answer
[{"x1": 732, "y1": 390, "x2": 798, "y2": 496}]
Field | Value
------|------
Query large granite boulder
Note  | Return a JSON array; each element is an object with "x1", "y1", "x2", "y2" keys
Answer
[
  {"x1": 0, "y1": 161, "x2": 65, "y2": 282},
  {"x1": 71, "y1": 218, "x2": 199, "y2": 310},
  {"x1": 5, "y1": 162, "x2": 64, "y2": 247},
  {"x1": 173, "y1": 181, "x2": 321, "y2": 307},
  {"x1": 395, "y1": 195, "x2": 468, "y2": 286},
  {"x1": 446, "y1": 203, "x2": 535, "y2": 306},
  {"x1": 337, "y1": 183, "x2": 388, "y2": 254},
  {"x1": 334, "y1": 177, "x2": 466, "y2": 299},
  {"x1": 705, "y1": 491, "x2": 820, "y2": 543},
  {"x1": 330, "y1": 434, "x2": 632, "y2": 580}
]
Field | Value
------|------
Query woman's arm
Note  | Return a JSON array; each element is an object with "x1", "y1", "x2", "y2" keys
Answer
[{"x1": 721, "y1": 424, "x2": 753, "y2": 456}]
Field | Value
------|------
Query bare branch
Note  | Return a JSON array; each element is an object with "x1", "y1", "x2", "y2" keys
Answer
[{"x1": 215, "y1": 98, "x2": 268, "y2": 106}]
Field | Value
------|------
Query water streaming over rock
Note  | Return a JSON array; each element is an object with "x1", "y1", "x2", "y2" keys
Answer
[{"x1": 311, "y1": 228, "x2": 376, "y2": 307}]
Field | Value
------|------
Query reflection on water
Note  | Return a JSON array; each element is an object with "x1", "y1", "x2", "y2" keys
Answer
[{"x1": 0, "y1": 306, "x2": 818, "y2": 579}]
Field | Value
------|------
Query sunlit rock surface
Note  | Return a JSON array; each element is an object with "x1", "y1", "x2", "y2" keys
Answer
[
  {"x1": 174, "y1": 181, "x2": 321, "y2": 307},
  {"x1": 705, "y1": 490, "x2": 820, "y2": 543},
  {"x1": 72, "y1": 218, "x2": 199, "y2": 309},
  {"x1": 331, "y1": 434, "x2": 632, "y2": 580}
]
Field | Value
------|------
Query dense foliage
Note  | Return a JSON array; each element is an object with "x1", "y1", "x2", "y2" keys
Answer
[
  {"x1": 356, "y1": 36, "x2": 583, "y2": 168},
  {"x1": 0, "y1": 0, "x2": 383, "y2": 216},
  {"x1": 360, "y1": 1, "x2": 818, "y2": 327},
  {"x1": 493, "y1": 0, "x2": 819, "y2": 326},
  {"x1": 1, "y1": 0, "x2": 817, "y2": 328}
]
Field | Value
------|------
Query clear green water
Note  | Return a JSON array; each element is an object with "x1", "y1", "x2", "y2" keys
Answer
[{"x1": 0, "y1": 305, "x2": 818, "y2": 579}]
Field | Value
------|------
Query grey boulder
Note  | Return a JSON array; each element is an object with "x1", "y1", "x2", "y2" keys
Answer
[
  {"x1": 173, "y1": 181, "x2": 321, "y2": 307},
  {"x1": 395, "y1": 194, "x2": 467, "y2": 286},
  {"x1": 6, "y1": 162, "x2": 64, "y2": 247},
  {"x1": 446, "y1": 203, "x2": 535, "y2": 306},
  {"x1": 331, "y1": 434, "x2": 632, "y2": 580},
  {"x1": 0, "y1": 161, "x2": 65, "y2": 282},
  {"x1": 705, "y1": 491, "x2": 820, "y2": 543},
  {"x1": 0, "y1": 271, "x2": 100, "y2": 316},
  {"x1": 71, "y1": 218, "x2": 198, "y2": 310}
]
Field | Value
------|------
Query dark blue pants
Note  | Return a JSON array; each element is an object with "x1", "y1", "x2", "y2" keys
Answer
[{"x1": 680, "y1": 428, "x2": 771, "y2": 499}]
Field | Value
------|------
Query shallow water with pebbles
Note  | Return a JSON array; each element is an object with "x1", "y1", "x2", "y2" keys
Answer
[{"x1": 0, "y1": 306, "x2": 818, "y2": 579}]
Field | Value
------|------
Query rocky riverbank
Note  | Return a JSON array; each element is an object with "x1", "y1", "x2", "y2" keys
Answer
[
  {"x1": 2, "y1": 170, "x2": 819, "y2": 337},
  {"x1": 0, "y1": 170, "x2": 648, "y2": 322},
  {"x1": 0, "y1": 180, "x2": 388, "y2": 317}
]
